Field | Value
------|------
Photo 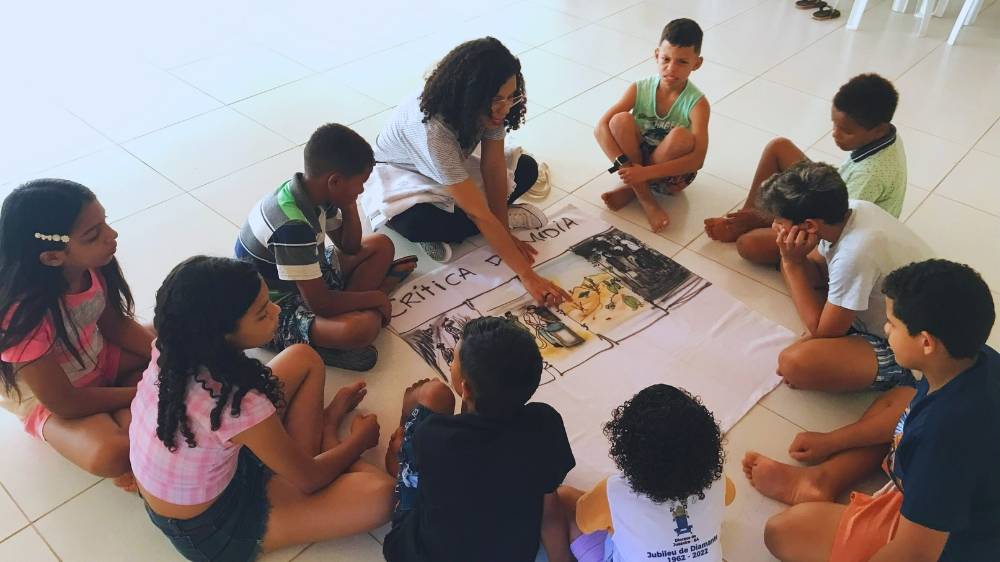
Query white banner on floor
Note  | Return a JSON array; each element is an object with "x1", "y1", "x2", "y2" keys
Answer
[{"x1": 389, "y1": 204, "x2": 794, "y2": 487}]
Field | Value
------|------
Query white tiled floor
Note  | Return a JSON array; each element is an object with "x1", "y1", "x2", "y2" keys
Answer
[{"x1": 3, "y1": 0, "x2": 1000, "y2": 560}]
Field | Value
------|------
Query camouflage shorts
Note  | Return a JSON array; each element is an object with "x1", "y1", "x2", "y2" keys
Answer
[
  {"x1": 271, "y1": 247, "x2": 343, "y2": 349},
  {"x1": 391, "y1": 405, "x2": 435, "y2": 526},
  {"x1": 639, "y1": 125, "x2": 697, "y2": 194}
]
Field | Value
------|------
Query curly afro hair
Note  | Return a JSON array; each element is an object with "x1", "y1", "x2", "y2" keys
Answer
[
  {"x1": 420, "y1": 37, "x2": 526, "y2": 151},
  {"x1": 153, "y1": 256, "x2": 284, "y2": 451},
  {"x1": 833, "y1": 73, "x2": 898, "y2": 130},
  {"x1": 604, "y1": 384, "x2": 724, "y2": 503}
]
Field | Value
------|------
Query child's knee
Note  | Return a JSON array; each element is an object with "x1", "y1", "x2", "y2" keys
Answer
[
  {"x1": 667, "y1": 126, "x2": 694, "y2": 150},
  {"x1": 343, "y1": 313, "x2": 382, "y2": 349},
  {"x1": 284, "y1": 343, "x2": 324, "y2": 365},
  {"x1": 85, "y1": 435, "x2": 131, "y2": 477},
  {"x1": 765, "y1": 136, "x2": 795, "y2": 154},
  {"x1": 777, "y1": 345, "x2": 809, "y2": 386},
  {"x1": 763, "y1": 137, "x2": 805, "y2": 165},
  {"x1": 608, "y1": 111, "x2": 636, "y2": 134},
  {"x1": 418, "y1": 379, "x2": 456, "y2": 414},
  {"x1": 763, "y1": 511, "x2": 795, "y2": 558},
  {"x1": 735, "y1": 232, "x2": 774, "y2": 263},
  {"x1": 365, "y1": 233, "x2": 395, "y2": 257}
]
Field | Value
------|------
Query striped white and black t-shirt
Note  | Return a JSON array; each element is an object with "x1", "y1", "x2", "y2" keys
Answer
[{"x1": 235, "y1": 173, "x2": 342, "y2": 299}]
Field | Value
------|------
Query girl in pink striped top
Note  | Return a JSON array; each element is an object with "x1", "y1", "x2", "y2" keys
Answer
[
  {"x1": 130, "y1": 256, "x2": 393, "y2": 561},
  {"x1": 0, "y1": 179, "x2": 154, "y2": 489}
]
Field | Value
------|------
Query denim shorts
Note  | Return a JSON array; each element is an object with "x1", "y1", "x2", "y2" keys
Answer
[
  {"x1": 145, "y1": 449, "x2": 272, "y2": 562},
  {"x1": 850, "y1": 328, "x2": 917, "y2": 390},
  {"x1": 272, "y1": 247, "x2": 344, "y2": 350}
]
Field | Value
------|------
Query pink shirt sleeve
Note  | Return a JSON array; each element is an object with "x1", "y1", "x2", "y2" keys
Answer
[
  {"x1": 0, "y1": 315, "x2": 54, "y2": 364},
  {"x1": 213, "y1": 388, "x2": 277, "y2": 443}
]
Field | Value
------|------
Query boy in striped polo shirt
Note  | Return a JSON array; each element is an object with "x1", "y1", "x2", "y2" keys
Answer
[{"x1": 236, "y1": 123, "x2": 417, "y2": 371}]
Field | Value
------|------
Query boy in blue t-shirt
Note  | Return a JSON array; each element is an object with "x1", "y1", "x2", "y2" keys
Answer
[{"x1": 761, "y1": 259, "x2": 1000, "y2": 561}]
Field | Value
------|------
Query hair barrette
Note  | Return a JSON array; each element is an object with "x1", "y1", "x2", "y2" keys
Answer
[{"x1": 34, "y1": 232, "x2": 70, "y2": 243}]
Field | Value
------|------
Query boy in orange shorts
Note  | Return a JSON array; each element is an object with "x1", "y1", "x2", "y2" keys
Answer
[{"x1": 760, "y1": 259, "x2": 999, "y2": 561}]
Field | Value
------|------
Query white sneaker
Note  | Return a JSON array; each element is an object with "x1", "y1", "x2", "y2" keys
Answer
[
  {"x1": 418, "y1": 241, "x2": 453, "y2": 263},
  {"x1": 508, "y1": 203, "x2": 547, "y2": 230}
]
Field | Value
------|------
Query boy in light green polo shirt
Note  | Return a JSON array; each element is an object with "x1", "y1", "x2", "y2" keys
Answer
[
  {"x1": 704, "y1": 73, "x2": 907, "y2": 265},
  {"x1": 594, "y1": 18, "x2": 710, "y2": 233}
]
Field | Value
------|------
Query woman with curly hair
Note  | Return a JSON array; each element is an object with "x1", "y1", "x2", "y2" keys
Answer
[
  {"x1": 361, "y1": 36, "x2": 569, "y2": 307},
  {"x1": 549, "y1": 384, "x2": 735, "y2": 562},
  {"x1": 129, "y1": 256, "x2": 393, "y2": 561}
]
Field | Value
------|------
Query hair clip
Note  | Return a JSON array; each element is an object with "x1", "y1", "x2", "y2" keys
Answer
[{"x1": 34, "y1": 232, "x2": 70, "y2": 243}]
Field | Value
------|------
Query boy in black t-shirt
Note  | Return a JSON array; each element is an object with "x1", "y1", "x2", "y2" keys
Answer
[
  {"x1": 763, "y1": 259, "x2": 1000, "y2": 562},
  {"x1": 383, "y1": 316, "x2": 576, "y2": 562}
]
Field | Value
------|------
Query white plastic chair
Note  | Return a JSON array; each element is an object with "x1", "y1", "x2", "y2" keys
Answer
[
  {"x1": 846, "y1": 0, "x2": 937, "y2": 32},
  {"x1": 846, "y1": 0, "x2": 982, "y2": 42},
  {"x1": 945, "y1": 0, "x2": 985, "y2": 44}
]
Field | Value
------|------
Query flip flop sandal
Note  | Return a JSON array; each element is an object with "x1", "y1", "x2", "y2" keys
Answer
[
  {"x1": 813, "y1": 5, "x2": 841, "y2": 19},
  {"x1": 387, "y1": 255, "x2": 418, "y2": 283},
  {"x1": 795, "y1": 0, "x2": 823, "y2": 8}
]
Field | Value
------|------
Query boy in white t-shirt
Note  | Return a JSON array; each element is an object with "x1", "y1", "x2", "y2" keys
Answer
[
  {"x1": 549, "y1": 384, "x2": 735, "y2": 562},
  {"x1": 760, "y1": 161, "x2": 933, "y2": 392}
]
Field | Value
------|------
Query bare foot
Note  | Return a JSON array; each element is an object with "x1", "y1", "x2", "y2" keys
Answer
[
  {"x1": 322, "y1": 381, "x2": 367, "y2": 450},
  {"x1": 601, "y1": 185, "x2": 636, "y2": 211},
  {"x1": 742, "y1": 451, "x2": 832, "y2": 505},
  {"x1": 113, "y1": 472, "x2": 138, "y2": 494},
  {"x1": 704, "y1": 210, "x2": 769, "y2": 242},
  {"x1": 638, "y1": 198, "x2": 670, "y2": 232},
  {"x1": 327, "y1": 380, "x2": 368, "y2": 424},
  {"x1": 400, "y1": 378, "x2": 432, "y2": 425}
]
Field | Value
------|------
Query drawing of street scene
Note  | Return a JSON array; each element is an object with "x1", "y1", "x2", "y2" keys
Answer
[{"x1": 399, "y1": 304, "x2": 480, "y2": 381}]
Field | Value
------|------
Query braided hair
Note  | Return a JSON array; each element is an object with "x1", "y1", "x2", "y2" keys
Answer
[
  {"x1": 420, "y1": 37, "x2": 526, "y2": 151},
  {"x1": 152, "y1": 256, "x2": 284, "y2": 451}
]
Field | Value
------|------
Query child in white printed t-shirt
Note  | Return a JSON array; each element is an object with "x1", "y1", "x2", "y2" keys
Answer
[{"x1": 554, "y1": 384, "x2": 735, "y2": 562}]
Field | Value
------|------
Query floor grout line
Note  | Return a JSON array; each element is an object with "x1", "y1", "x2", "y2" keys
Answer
[
  {"x1": 30, "y1": 523, "x2": 64, "y2": 562},
  {"x1": 0, "y1": 480, "x2": 32, "y2": 534}
]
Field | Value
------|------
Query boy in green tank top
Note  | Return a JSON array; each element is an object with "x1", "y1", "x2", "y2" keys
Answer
[{"x1": 594, "y1": 18, "x2": 710, "y2": 233}]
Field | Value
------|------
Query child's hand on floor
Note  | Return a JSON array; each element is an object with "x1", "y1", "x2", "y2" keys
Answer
[{"x1": 351, "y1": 413, "x2": 381, "y2": 451}]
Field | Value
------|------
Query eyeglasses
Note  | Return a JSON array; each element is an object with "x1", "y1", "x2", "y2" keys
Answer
[{"x1": 491, "y1": 93, "x2": 526, "y2": 110}]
